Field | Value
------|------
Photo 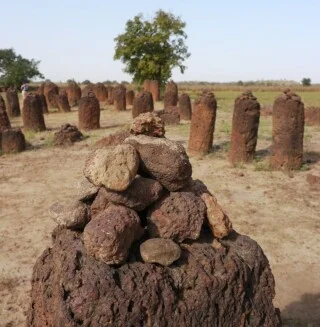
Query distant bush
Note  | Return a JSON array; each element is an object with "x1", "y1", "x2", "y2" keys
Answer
[
  {"x1": 82, "y1": 79, "x2": 91, "y2": 85},
  {"x1": 301, "y1": 78, "x2": 311, "y2": 86}
]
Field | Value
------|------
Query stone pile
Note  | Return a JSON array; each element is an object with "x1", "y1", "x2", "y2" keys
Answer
[
  {"x1": 53, "y1": 124, "x2": 83, "y2": 146},
  {"x1": 28, "y1": 113, "x2": 281, "y2": 326}
]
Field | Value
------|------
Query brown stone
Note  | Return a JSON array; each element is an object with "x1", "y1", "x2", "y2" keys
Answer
[
  {"x1": 83, "y1": 204, "x2": 143, "y2": 264},
  {"x1": 66, "y1": 81, "x2": 81, "y2": 106},
  {"x1": 201, "y1": 193, "x2": 233, "y2": 239},
  {"x1": 78, "y1": 94, "x2": 100, "y2": 130},
  {"x1": 55, "y1": 90, "x2": 71, "y2": 112},
  {"x1": 22, "y1": 93, "x2": 46, "y2": 132},
  {"x1": 229, "y1": 91, "x2": 261, "y2": 164},
  {"x1": 84, "y1": 144, "x2": 139, "y2": 191},
  {"x1": 37, "y1": 93, "x2": 48, "y2": 114},
  {"x1": 95, "y1": 130, "x2": 131, "y2": 148},
  {"x1": 82, "y1": 84, "x2": 95, "y2": 97},
  {"x1": 106, "y1": 86, "x2": 114, "y2": 104},
  {"x1": 156, "y1": 108, "x2": 180, "y2": 125},
  {"x1": 126, "y1": 90, "x2": 135, "y2": 106},
  {"x1": 149, "y1": 80, "x2": 160, "y2": 102},
  {"x1": 130, "y1": 112, "x2": 165, "y2": 137},
  {"x1": 306, "y1": 173, "x2": 320, "y2": 185},
  {"x1": 76, "y1": 177, "x2": 99, "y2": 203},
  {"x1": 92, "y1": 176, "x2": 163, "y2": 212},
  {"x1": 147, "y1": 192, "x2": 206, "y2": 242},
  {"x1": 143, "y1": 79, "x2": 151, "y2": 92},
  {"x1": 113, "y1": 84, "x2": 126, "y2": 111},
  {"x1": 164, "y1": 80, "x2": 178, "y2": 108},
  {"x1": 304, "y1": 107, "x2": 320, "y2": 126},
  {"x1": 1, "y1": 128, "x2": 26, "y2": 153},
  {"x1": 28, "y1": 228, "x2": 281, "y2": 326},
  {"x1": 43, "y1": 82, "x2": 59, "y2": 108},
  {"x1": 93, "y1": 83, "x2": 107, "y2": 102},
  {"x1": 0, "y1": 95, "x2": 11, "y2": 132},
  {"x1": 53, "y1": 124, "x2": 83, "y2": 146},
  {"x1": 125, "y1": 135, "x2": 192, "y2": 191},
  {"x1": 49, "y1": 200, "x2": 90, "y2": 230},
  {"x1": 270, "y1": 90, "x2": 304, "y2": 170},
  {"x1": 178, "y1": 93, "x2": 192, "y2": 120},
  {"x1": 140, "y1": 238, "x2": 181, "y2": 266},
  {"x1": 188, "y1": 92, "x2": 217, "y2": 156},
  {"x1": 132, "y1": 91, "x2": 154, "y2": 118},
  {"x1": 5, "y1": 88, "x2": 21, "y2": 117}
]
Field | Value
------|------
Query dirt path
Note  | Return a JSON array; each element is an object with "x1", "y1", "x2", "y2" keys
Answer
[{"x1": 0, "y1": 106, "x2": 319, "y2": 326}]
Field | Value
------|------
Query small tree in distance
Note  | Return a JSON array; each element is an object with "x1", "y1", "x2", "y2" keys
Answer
[
  {"x1": 0, "y1": 48, "x2": 44, "y2": 89},
  {"x1": 114, "y1": 10, "x2": 190, "y2": 88},
  {"x1": 301, "y1": 77, "x2": 311, "y2": 86}
]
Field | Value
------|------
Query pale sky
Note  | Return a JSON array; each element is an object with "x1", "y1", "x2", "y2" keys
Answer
[{"x1": 1, "y1": 0, "x2": 319, "y2": 83}]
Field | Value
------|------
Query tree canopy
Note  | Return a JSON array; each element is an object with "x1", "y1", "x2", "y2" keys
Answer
[
  {"x1": 301, "y1": 77, "x2": 311, "y2": 86},
  {"x1": 114, "y1": 10, "x2": 190, "y2": 87},
  {"x1": 0, "y1": 48, "x2": 44, "y2": 89}
]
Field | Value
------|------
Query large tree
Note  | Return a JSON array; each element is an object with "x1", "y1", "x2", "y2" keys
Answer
[
  {"x1": 0, "y1": 48, "x2": 44, "y2": 89},
  {"x1": 114, "y1": 10, "x2": 190, "y2": 87}
]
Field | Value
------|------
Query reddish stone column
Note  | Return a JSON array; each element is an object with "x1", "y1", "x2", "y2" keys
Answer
[
  {"x1": 229, "y1": 91, "x2": 260, "y2": 164},
  {"x1": 0, "y1": 95, "x2": 11, "y2": 132},
  {"x1": 6, "y1": 88, "x2": 21, "y2": 117},
  {"x1": 270, "y1": 89, "x2": 304, "y2": 169},
  {"x1": 22, "y1": 93, "x2": 46, "y2": 131},
  {"x1": 178, "y1": 93, "x2": 192, "y2": 120},
  {"x1": 113, "y1": 84, "x2": 126, "y2": 111},
  {"x1": 132, "y1": 91, "x2": 154, "y2": 118},
  {"x1": 78, "y1": 93, "x2": 100, "y2": 130},
  {"x1": 188, "y1": 92, "x2": 217, "y2": 155},
  {"x1": 66, "y1": 82, "x2": 81, "y2": 106},
  {"x1": 164, "y1": 81, "x2": 178, "y2": 108},
  {"x1": 126, "y1": 90, "x2": 135, "y2": 106}
]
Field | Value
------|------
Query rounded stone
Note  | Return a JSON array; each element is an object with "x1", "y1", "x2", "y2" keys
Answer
[
  {"x1": 140, "y1": 238, "x2": 181, "y2": 266},
  {"x1": 84, "y1": 144, "x2": 139, "y2": 191}
]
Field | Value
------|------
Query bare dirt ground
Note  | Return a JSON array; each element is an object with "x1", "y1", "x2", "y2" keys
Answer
[{"x1": 0, "y1": 99, "x2": 320, "y2": 326}]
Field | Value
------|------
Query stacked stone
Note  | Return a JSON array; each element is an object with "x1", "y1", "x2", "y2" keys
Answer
[
  {"x1": 22, "y1": 93, "x2": 46, "y2": 132},
  {"x1": 270, "y1": 89, "x2": 304, "y2": 170},
  {"x1": 113, "y1": 84, "x2": 126, "y2": 111},
  {"x1": 55, "y1": 90, "x2": 71, "y2": 112},
  {"x1": 66, "y1": 81, "x2": 82, "y2": 106},
  {"x1": 229, "y1": 91, "x2": 261, "y2": 164},
  {"x1": 178, "y1": 93, "x2": 192, "y2": 120},
  {"x1": 78, "y1": 93, "x2": 100, "y2": 130},
  {"x1": 188, "y1": 91, "x2": 217, "y2": 156},
  {"x1": 126, "y1": 90, "x2": 135, "y2": 106},
  {"x1": 28, "y1": 112, "x2": 281, "y2": 326},
  {"x1": 93, "y1": 83, "x2": 107, "y2": 102},
  {"x1": 164, "y1": 80, "x2": 178, "y2": 108},
  {"x1": 6, "y1": 88, "x2": 21, "y2": 117},
  {"x1": 132, "y1": 91, "x2": 153, "y2": 118},
  {"x1": 0, "y1": 95, "x2": 26, "y2": 154},
  {"x1": 53, "y1": 124, "x2": 83, "y2": 146}
]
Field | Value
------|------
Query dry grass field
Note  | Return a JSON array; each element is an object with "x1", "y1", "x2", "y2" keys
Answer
[{"x1": 0, "y1": 89, "x2": 320, "y2": 326}]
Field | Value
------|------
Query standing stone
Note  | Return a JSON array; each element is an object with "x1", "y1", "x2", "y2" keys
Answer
[
  {"x1": 106, "y1": 86, "x2": 114, "y2": 104},
  {"x1": 143, "y1": 80, "x2": 151, "y2": 92},
  {"x1": 55, "y1": 90, "x2": 71, "y2": 112},
  {"x1": 164, "y1": 81, "x2": 178, "y2": 108},
  {"x1": 5, "y1": 88, "x2": 21, "y2": 117},
  {"x1": 150, "y1": 80, "x2": 160, "y2": 102},
  {"x1": 82, "y1": 84, "x2": 95, "y2": 97},
  {"x1": 229, "y1": 91, "x2": 260, "y2": 164},
  {"x1": 188, "y1": 92, "x2": 217, "y2": 156},
  {"x1": 1, "y1": 128, "x2": 26, "y2": 153},
  {"x1": 270, "y1": 89, "x2": 304, "y2": 170},
  {"x1": 38, "y1": 93, "x2": 48, "y2": 114},
  {"x1": 178, "y1": 93, "x2": 192, "y2": 120},
  {"x1": 22, "y1": 93, "x2": 46, "y2": 132},
  {"x1": 132, "y1": 91, "x2": 154, "y2": 118},
  {"x1": 78, "y1": 93, "x2": 100, "y2": 130},
  {"x1": 113, "y1": 84, "x2": 126, "y2": 111},
  {"x1": 0, "y1": 95, "x2": 11, "y2": 132},
  {"x1": 43, "y1": 82, "x2": 59, "y2": 108},
  {"x1": 66, "y1": 81, "x2": 81, "y2": 106},
  {"x1": 126, "y1": 90, "x2": 135, "y2": 106},
  {"x1": 93, "y1": 83, "x2": 107, "y2": 102}
]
